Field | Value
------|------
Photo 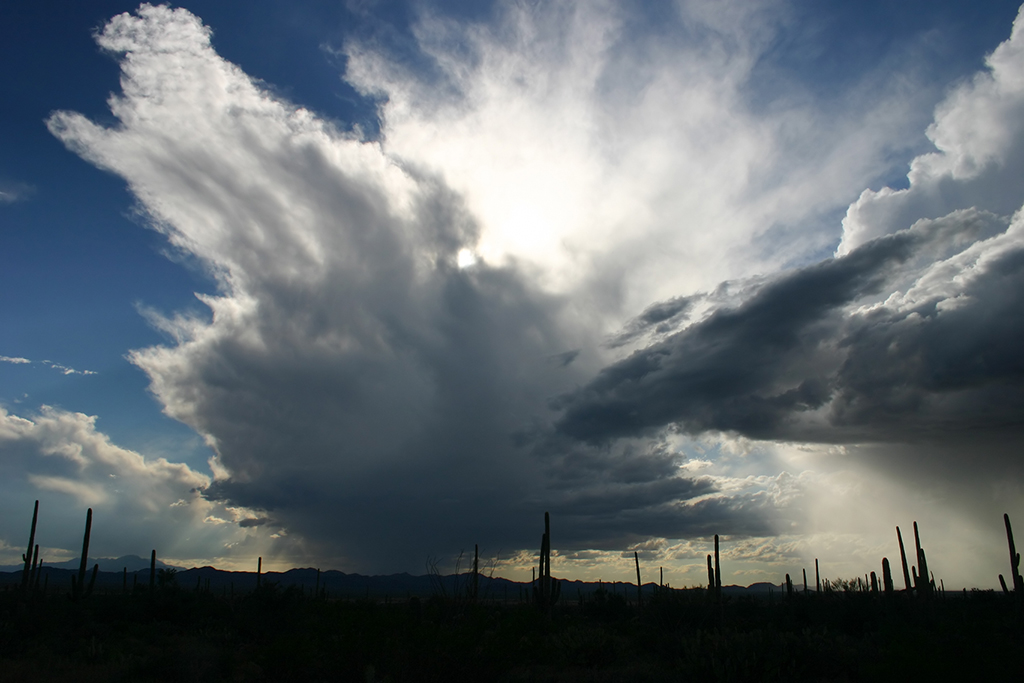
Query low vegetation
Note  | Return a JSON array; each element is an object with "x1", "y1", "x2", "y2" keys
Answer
[{"x1": 2, "y1": 504, "x2": 1022, "y2": 681}]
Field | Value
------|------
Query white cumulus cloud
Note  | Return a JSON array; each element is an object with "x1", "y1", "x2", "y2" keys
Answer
[
  {"x1": 840, "y1": 5, "x2": 1024, "y2": 254},
  {"x1": 0, "y1": 406, "x2": 266, "y2": 567}
]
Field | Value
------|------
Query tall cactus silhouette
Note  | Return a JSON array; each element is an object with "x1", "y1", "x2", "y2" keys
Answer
[
  {"x1": 882, "y1": 557, "x2": 894, "y2": 596},
  {"x1": 914, "y1": 521, "x2": 931, "y2": 598},
  {"x1": 534, "y1": 512, "x2": 559, "y2": 610},
  {"x1": 634, "y1": 551, "x2": 642, "y2": 607},
  {"x1": 21, "y1": 500, "x2": 39, "y2": 590},
  {"x1": 29, "y1": 544, "x2": 39, "y2": 589},
  {"x1": 471, "y1": 544, "x2": 479, "y2": 602},
  {"x1": 1005, "y1": 513, "x2": 1022, "y2": 612},
  {"x1": 71, "y1": 508, "x2": 92, "y2": 600},
  {"x1": 1004, "y1": 514, "x2": 1022, "y2": 589},
  {"x1": 897, "y1": 526, "x2": 912, "y2": 591},
  {"x1": 713, "y1": 535, "x2": 722, "y2": 602}
]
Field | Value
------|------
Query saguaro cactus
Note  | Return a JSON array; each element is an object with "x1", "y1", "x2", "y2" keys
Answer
[
  {"x1": 882, "y1": 557, "x2": 894, "y2": 596},
  {"x1": 71, "y1": 508, "x2": 92, "y2": 600},
  {"x1": 896, "y1": 526, "x2": 912, "y2": 591},
  {"x1": 1004, "y1": 514, "x2": 1023, "y2": 592},
  {"x1": 914, "y1": 521, "x2": 931, "y2": 598},
  {"x1": 714, "y1": 535, "x2": 722, "y2": 601},
  {"x1": 29, "y1": 544, "x2": 39, "y2": 589},
  {"x1": 22, "y1": 500, "x2": 39, "y2": 590},
  {"x1": 1005, "y1": 513, "x2": 1023, "y2": 613},
  {"x1": 634, "y1": 551, "x2": 642, "y2": 607},
  {"x1": 707, "y1": 555, "x2": 714, "y2": 594},
  {"x1": 471, "y1": 544, "x2": 479, "y2": 602},
  {"x1": 534, "y1": 512, "x2": 559, "y2": 610}
]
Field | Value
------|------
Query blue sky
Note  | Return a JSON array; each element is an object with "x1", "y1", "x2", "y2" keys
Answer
[{"x1": 3, "y1": 0, "x2": 1024, "y2": 587}]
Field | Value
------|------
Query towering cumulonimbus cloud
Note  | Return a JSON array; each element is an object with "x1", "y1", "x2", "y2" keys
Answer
[
  {"x1": 44, "y1": 4, "x2": 607, "y2": 569},
  {"x1": 38, "y1": 1, "x2": 1024, "y2": 579},
  {"x1": 43, "y1": 1, "x2": 900, "y2": 569}
]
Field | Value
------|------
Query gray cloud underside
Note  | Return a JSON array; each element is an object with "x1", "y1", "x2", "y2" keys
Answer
[{"x1": 556, "y1": 208, "x2": 1024, "y2": 445}]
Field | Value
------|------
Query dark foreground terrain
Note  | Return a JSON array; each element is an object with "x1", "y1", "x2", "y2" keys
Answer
[{"x1": 1, "y1": 581, "x2": 1021, "y2": 682}]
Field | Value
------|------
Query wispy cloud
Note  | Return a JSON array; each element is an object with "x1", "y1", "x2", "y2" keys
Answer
[
  {"x1": 0, "y1": 180, "x2": 34, "y2": 204},
  {"x1": 1, "y1": 355, "x2": 97, "y2": 375}
]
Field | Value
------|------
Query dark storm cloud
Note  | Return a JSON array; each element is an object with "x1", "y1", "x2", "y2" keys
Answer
[
  {"x1": 542, "y1": 478, "x2": 801, "y2": 550},
  {"x1": 555, "y1": 209, "x2": 1024, "y2": 445},
  {"x1": 238, "y1": 517, "x2": 273, "y2": 528},
  {"x1": 517, "y1": 433, "x2": 806, "y2": 550},
  {"x1": 548, "y1": 349, "x2": 581, "y2": 367},
  {"x1": 606, "y1": 295, "x2": 696, "y2": 348}
]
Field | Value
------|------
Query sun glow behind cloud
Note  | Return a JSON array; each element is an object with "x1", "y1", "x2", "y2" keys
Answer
[{"x1": 345, "y1": 0, "x2": 938, "y2": 318}]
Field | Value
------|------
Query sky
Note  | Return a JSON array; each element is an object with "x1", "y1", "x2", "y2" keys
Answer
[{"x1": 2, "y1": 0, "x2": 1024, "y2": 589}]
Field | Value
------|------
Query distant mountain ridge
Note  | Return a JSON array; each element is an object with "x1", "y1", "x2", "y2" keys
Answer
[
  {"x1": 0, "y1": 554, "x2": 180, "y2": 573},
  {"x1": 0, "y1": 561, "x2": 784, "y2": 597}
]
